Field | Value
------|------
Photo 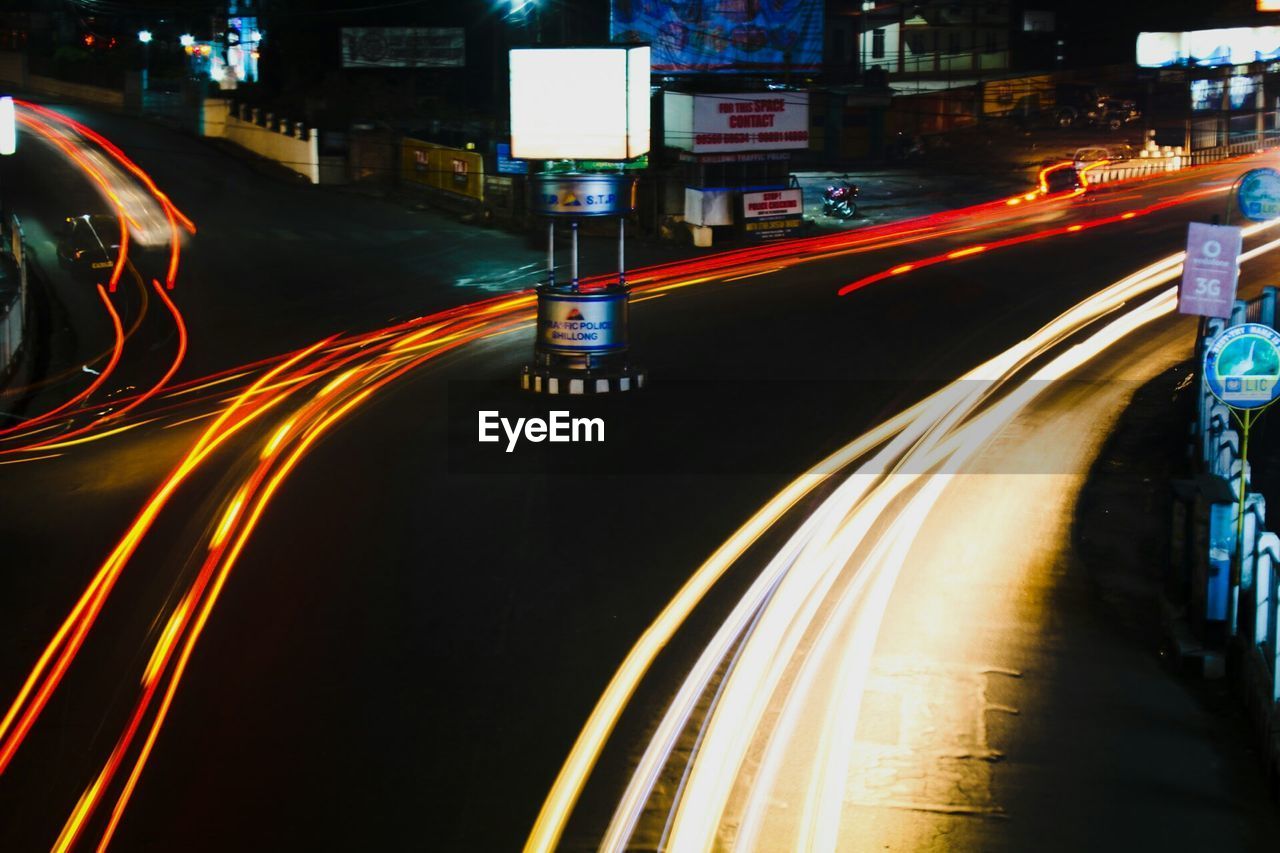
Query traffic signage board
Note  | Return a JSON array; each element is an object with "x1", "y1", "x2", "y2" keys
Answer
[{"x1": 1179, "y1": 222, "x2": 1241, "y2": 319}]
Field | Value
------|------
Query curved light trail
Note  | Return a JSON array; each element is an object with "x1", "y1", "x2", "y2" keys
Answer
[
  {"x1": 530, "y1": 222, "x2": 1280, "y2": 853},
  {"x1": 2, "y1": 105, "x2": 1276, "y2": 851}
]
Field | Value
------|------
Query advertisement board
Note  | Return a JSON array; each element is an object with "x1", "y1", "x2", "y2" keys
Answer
[
  {"x1": 1178, "y1": 222, "x2": 1241, "y2": 319},
  {"x1": 665, "y1": 92, "x2": 809, "y2": 153},
  {"x1": 1137, "y1": 27, "x2": 1280, "y2": 67},
  {"x1": 611, "y1": 0, "x2": 823, "y2": 74},
  {"x1": 1237, "y1": 168, "x2": 1280, "y2": 222},
  {"x1": 1204, "y1": 323, "x2": 1280, "y2": 409},
  {"x1": 401, "y1": 138, "x2": 484, "y2": 201},
  {"x1": 509, "y1": 46, "x2": 651, "y2": 161},
  {"x1": 341, "y1": 28, "x2": 465, "y2": 68}
]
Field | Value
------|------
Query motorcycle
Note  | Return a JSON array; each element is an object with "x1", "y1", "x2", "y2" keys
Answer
[{"x1": 823, "y1": 180, "x2": 859, "y2": 220}]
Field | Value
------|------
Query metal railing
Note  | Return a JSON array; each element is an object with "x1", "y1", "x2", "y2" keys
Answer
[
  {"x1": 0, "y1": 213, "x2": 27, "y2": 382},
  {"x1": 1192, "y1": 290, "x2": 1280, "y2": 705}
]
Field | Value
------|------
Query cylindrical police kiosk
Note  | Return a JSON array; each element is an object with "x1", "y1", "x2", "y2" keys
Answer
[{"x1": 522, "y1": 172, "x2": 646, "y2": 394}]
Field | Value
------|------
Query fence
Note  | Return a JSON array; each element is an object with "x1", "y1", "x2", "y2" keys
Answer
[
  {"x1": 1183, "y1": 291, "x2": 1280, "y2": 775},
  {"x1": 0, "y1": 215, "x2": 29, "y2": 383},
  {"x1": 1088, "y1": 120, "x2": 1280, "y2": 189},
  {"x1": 201, "y1": 100, "x2": 320, "y2": 184}
]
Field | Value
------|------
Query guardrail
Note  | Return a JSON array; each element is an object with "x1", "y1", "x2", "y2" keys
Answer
[
  {"x1": 1183, "y1": 290, "x2": 1280, "y2": 780},
  {"x1": 0, "y1": 214, "x2": 28, "y2": 383}
]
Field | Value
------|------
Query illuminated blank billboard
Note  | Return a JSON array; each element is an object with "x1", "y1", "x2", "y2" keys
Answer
[
  {"x1": 611, "y1": 0, "x2": 822, "y2": 74},
  {"x1": 1138, "y1": 27, "x2": 1280, "y2": 67},
  {"x1": 509, "y1": 46, "x2": 651, "y2": 161}
]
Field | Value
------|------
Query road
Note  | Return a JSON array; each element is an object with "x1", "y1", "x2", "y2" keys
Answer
[{"x1": 0, "y1": 102, "x2": 1277, "y2": 851}]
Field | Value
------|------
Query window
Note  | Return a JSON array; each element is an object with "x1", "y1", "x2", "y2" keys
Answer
[
  {"x1": 949, "y1": 32, "x2": 960, "y2": 55},
  {"x1": 872, "y1": 28, "x2": 885, "y2": 59}
]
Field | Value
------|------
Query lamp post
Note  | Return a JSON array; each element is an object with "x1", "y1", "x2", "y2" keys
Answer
[{"x1": 138, "y1": 29, "x2": 152, "y2": 91}]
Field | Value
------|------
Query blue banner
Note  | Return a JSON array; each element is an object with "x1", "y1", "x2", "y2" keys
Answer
[{"x1": 611, "y1": 0, "x2": 823, "y2": 74}]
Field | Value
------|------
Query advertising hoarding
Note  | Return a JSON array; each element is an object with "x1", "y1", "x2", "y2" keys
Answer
[
  {"x1": 610, "y1": 0, "x2": 823, "y2": 74},
  {"x1": 1204, "y1": 323, "x2": 1280, "y2": 409},
  {"x1": 1237, "y1": 168, "x2": 1280, "y2": 221},
  {"x1": 665, "y1": 92, "x2": 809, "y2": 153},
  {"x1": 509, "y1": 46, "x2": 651, "y2": 161},
  {"x1": 1178, "y1": 222, "x2": 1241, "y2": 319},
  {"x1": 341, "y1": 28, "x2": 465, "y2": 68},
  {"x1": 1137, "y1": 27, "x2": 1280, "y2": 67}
]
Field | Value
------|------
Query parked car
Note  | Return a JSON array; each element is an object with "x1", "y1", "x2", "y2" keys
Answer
[
  {"x1": 57, "y1": 214, "x2": 119, "y2": 274},
  {"x1": 1053, "y1": 85, "x2": 1142, "y2": 131}
]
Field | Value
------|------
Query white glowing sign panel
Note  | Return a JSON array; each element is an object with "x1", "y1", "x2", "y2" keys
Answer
[
  {"x1": 509, "y1": 46, "x2": 651, "y2": 161},
  {"x1": 0, "y1": 97, "x2": 13, "y2": 156},
  {"x1": 1138, "y1": 27, "x2": 1280, "y2": 67}
]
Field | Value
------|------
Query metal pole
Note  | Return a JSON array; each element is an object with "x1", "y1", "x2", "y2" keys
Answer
[
  {"x1": 1232, "y1": 407, "x2": 1252, "y2": 637},
  {"x1": 547, "y1": 220, "x2": 555, "y2": 288},
  {"x1": 618, "y1": 217, "x2": 626, "y2": 288},
  {"x1": 571, "y1": 220, "x2": 579, "y2": 290}
]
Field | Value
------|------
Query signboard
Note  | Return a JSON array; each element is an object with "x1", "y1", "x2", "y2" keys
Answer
[
  {"x1": 0, "y1": 97, "x2": 14, "y2": 156},
  {"x1": 496, "y1": 143, "x2": 529, "y2": 175},
  {"x1": 610, "y1": 0, "x2": 823, "y2": 74},
  {"x1": 531, "y1": 174, "x2": 636, "y2": 217},
  {"x1": 1179, "y1": 222, "x2": 1241, "y2": 318},
  {"x1": 745, "y1": 217, "x2": 802, "y2": 240},
  {"x1": 1238, "y1": 168, "x2": 1280, "y2": 222},
  {"x1": 341, "y1": 28, "x2": 465, "y2": 68},
  {"x1": 509, "y1": 46, "x2": 651, "y2": 160},
  {"x1": 1204, "y1": 323, "x2": 1280, "y2": 409},
  {"x1": 742, "y1": 189, "x2": 802, "y2": 220},
  {"x1": 665, "y1": 92, "x2": 809, "y2": 153},
  {"x1": 537, "y1": 290, "x2": 628, "y2": 354},
  {"x1": 1137, "y1": 27, "x2": 1280, "y2": 67}
]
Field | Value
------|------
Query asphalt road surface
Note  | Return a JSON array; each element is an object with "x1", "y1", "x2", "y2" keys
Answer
[{"x1": 0, "y1": 102, "x2": 1278, "y2": 852}]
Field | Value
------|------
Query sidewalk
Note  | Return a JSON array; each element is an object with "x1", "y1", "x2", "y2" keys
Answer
[{"x1": 843, "y1": 357, "x2": 1280, "y2": 850}]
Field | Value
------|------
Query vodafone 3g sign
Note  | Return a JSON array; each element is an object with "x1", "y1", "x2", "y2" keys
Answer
[{"x1": 1178, "y1": 222, "x2": 1241, "y2": 319}]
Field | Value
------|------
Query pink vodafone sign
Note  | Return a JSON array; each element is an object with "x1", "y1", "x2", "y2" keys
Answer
[{"x1": 1179, "y1": 222, "x2": 1242, "y2": 319}]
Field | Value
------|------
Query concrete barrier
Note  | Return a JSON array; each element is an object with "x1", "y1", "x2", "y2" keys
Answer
[
  {"x1": 0, "y1": 53, "x2": 126, "y2": 108},
  {"x1": 202, "y1": 99, "x2": 319, "y2": 184}
]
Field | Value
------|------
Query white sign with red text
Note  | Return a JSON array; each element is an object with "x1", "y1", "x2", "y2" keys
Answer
[
  {"x1": 665, "y1": 91, "x2": 809, "y2": 153},
  {"x1": 742, "y1": 189, "x2": 803, "y2": 220}
]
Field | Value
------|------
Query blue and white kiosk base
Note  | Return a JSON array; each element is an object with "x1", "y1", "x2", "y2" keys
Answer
[{"x1": 521, "y1": 284, "x2": 645, "y2": 395}]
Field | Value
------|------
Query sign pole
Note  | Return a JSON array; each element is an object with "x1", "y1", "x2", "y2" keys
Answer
[
  {"x1": 1230, "y1": 405, "x2": 1253, "y2": 636},
  {"x1": 547, "y1": 220, "x2": 555, "y2": 288},
  {"x1": 571, "y1": 220, "x2": 579, "y2": 291},
  {"x1": 522, "y1": 172, "x2": 645, "y2": 395}
]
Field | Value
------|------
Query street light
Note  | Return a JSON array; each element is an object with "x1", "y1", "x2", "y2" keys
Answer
[
  {"x1": 180, "y1": 34, "x2": 195, "y2": 48},
  {"x1": 138, "y1": 30, "x2": 152, "y2": 92}
]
